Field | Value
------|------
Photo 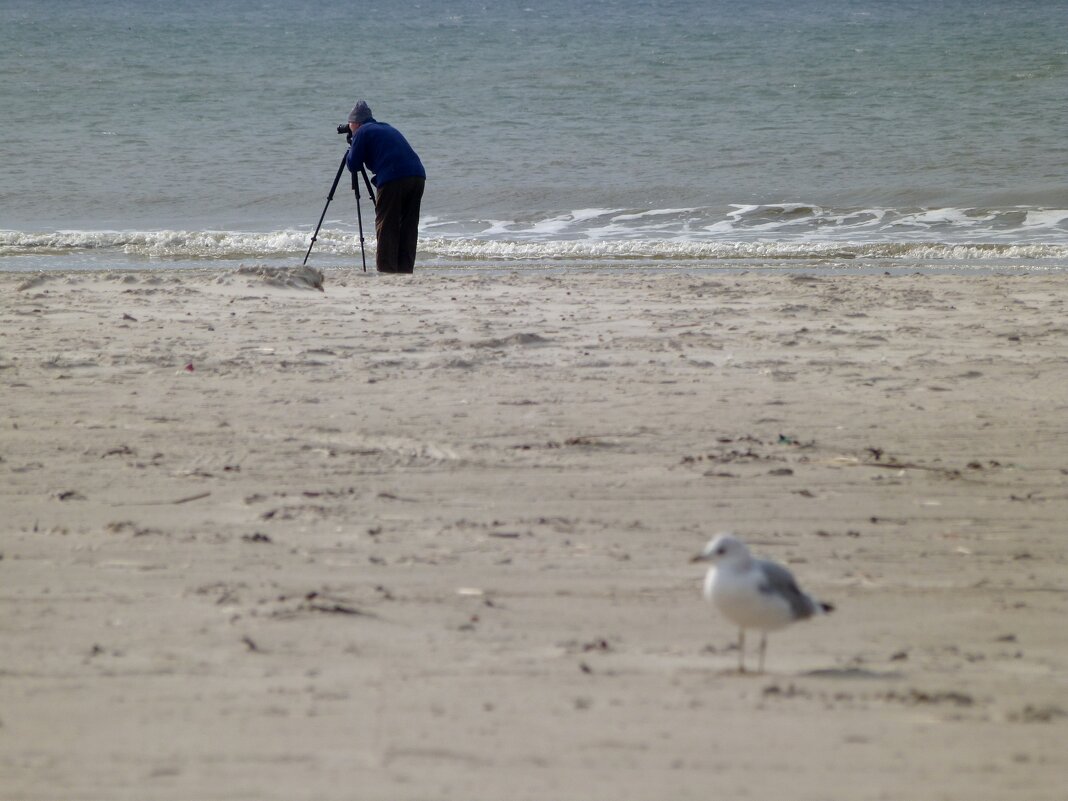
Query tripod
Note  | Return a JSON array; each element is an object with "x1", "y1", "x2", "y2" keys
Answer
[{"x1": 303, "y1": 148, "x2": 377, "y2": 270}]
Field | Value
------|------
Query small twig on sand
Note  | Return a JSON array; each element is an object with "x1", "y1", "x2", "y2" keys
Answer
[
  {"x1": 120, "y1": 491, "x2": 213, "y2": 507},
  {"x1": 860, "y1": 461, "x2": 962, "y2": 477},
  {"x1": 172, "y1": 491, "x2": 213, "y2": 504}
]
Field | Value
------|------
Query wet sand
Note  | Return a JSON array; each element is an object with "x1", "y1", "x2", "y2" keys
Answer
[{"x1": 2, "y1": 266, "x2": 1067, "y2": 800}]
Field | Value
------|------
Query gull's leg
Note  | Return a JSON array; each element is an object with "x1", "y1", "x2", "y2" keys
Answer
[
  {"x1": 738, "y1": 628, "x2": 746, "y2": 672},
  {"x1": 758, "y1": 632, "x2": 768, "y2": 674}
]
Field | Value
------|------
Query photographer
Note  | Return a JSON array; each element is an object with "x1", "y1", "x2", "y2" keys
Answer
[{"x1": 345, "y1": 101, "x2": 426, "y2": 274}]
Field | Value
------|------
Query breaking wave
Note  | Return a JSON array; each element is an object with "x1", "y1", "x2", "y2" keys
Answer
[{"x1": 3, "y1": 203, "x2": 1068, "y2": 270}]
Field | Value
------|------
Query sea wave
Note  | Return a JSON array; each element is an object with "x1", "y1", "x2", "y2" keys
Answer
[
  {"x1": 0, "y1": 229, "x2": 320, "y2": 259},
  {"x1": 3, "y1": 204, "x2": 1068, "y2": 268},
  {"x1": 423, "y1": 204, "x2": 1068, "y2": 243}
]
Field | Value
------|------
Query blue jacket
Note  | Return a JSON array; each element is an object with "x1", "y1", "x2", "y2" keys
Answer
[{"x1": 347, "y1": 119, "x2": 426, "y2": 188}]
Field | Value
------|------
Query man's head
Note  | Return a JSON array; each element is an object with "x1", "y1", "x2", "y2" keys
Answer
[{"x1": 348, "y1": 100, "x2": 372, "y2": 132}]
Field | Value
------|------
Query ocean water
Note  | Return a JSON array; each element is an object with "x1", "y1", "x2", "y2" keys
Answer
[{"x1": 2, "y1": 0, "x2": 1067, "y2": 272}]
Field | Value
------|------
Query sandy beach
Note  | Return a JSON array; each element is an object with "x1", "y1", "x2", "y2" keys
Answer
[{"x1": 2, "y1": 265, "x2": 1067, "y2": 800}]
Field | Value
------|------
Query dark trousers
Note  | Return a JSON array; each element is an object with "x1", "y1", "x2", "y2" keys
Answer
[{"x1": 375, "y1": 176, "x2": 425, "y2": 273}]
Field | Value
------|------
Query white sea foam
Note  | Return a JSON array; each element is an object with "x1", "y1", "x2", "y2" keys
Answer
[
  {"x1": 419, "y1": 237, "x2": 1068, "y2": 263},
  {"x1": 4, "y1": 203, "x2": 1068, "y2": 271}
]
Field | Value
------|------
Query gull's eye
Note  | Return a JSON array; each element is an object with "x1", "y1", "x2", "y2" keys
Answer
[{"x1": 715, "y1": 545, "x2": 727, "y2": 556}]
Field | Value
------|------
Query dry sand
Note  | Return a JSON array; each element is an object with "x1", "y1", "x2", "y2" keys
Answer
[{"x1": 2, "y1": 265, "x2": 1067, "y2": 800}]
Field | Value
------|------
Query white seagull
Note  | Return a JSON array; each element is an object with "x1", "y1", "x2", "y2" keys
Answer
[{"x1": 692, "y1": 533, "x2": 833, "y2": 673}]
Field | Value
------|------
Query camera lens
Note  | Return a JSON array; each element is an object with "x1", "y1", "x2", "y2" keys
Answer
[{"x1": 337, "y1": 123, "x2": 349, "y2": 135}]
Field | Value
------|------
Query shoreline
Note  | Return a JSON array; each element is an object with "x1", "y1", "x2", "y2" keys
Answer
[
  {"x1": 5, "y1": 256, "x2": 1068, "y2": 278},
  {"x1": 3, "y1": 266, "x2": 1067, "y2": 799}
]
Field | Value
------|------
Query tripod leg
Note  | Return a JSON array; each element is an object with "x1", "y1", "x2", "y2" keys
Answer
[
  {"x1": 361, "y1": 168, "x2": 377, "y2": 208},
  {"x1": 351, "y1": 167, "x2": 367, "y2": 272},
  {"x1": 355, "y1": 195, "x2": 367, "y2": 272},
  {"x1": 303, "y1": 151, "x2": 349, "y2": 266}
]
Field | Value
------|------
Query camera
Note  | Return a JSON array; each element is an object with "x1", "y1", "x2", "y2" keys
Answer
[{"x1": 336, "y1": 123, "x2": 350, "y2": 135}]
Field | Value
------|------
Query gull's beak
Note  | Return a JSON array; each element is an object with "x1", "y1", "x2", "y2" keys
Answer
[{"x1": 690, "y1": 553, "x2": 706, "y2": 563}]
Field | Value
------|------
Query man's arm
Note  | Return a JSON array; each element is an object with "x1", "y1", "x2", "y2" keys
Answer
[{"x1": 346, "y1": 130, "x2": 365, "y2": 174}]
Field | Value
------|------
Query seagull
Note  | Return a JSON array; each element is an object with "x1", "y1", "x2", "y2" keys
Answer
[{"x1": 692, "y1": 533, "x2": 833, "y2": 673}]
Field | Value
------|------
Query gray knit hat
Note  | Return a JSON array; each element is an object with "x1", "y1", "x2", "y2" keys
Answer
[{"x1": 348, "y1": 100, "x2": 372, "y2": 124}]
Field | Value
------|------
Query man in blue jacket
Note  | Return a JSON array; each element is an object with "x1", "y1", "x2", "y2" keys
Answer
[{"x1": 346, "y1": 100, "x2": 426, "y2": 274}]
